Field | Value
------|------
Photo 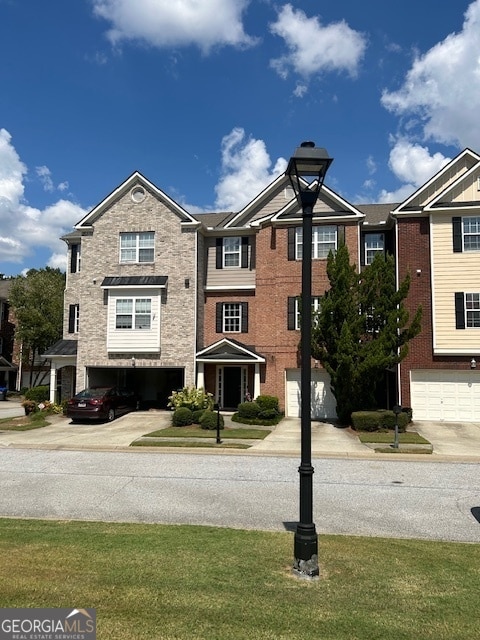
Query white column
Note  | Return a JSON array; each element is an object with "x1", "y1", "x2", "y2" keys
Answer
[
  {"x1": 253, "y1": 363, "x2": 261, "y2": 399},
  {"x1": 49, "y1": 363, "x2": 57, "y2": 403},
  {"x1": 196, "y1": 362, "x2": 205, "y2": 389}
]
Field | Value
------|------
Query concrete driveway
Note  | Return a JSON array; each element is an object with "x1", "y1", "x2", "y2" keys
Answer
[{"x1": 1, "y1": 397, "x2": 480, "y2": 459}]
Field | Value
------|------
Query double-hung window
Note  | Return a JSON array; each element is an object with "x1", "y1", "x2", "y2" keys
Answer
[
  {"x1": 120, "y1": 232, "x2": 154, "y2": 263},
  {"x1": 116, "y1": 298, "x2": 152, "y2": 330},
  {"x1": 295, "y1": 225, "x2": 337, "y2": 260},
  {"x1": 463, "y1": 218, "x2": 480, "y2": 251},
  {"x1": 365, "y1": 233, "x2": 385, "y2": 265},
  {"x1": 223, "y1": 237, "x2": 241, "y2": 267},
  {"x1": 288, "y1": 296, "x2": 321, "y2": 330},
  {"x1": 216, "y1": 302, "x2": 248, "y2": 333},
  {"x1": 466, "y1": 293, "x2": 480, "y2": 327},
  {"x1": 68, "y1": 304, "x2": 79, "y2": 333}
]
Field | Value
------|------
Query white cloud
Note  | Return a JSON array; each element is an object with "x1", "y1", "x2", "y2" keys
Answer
[
  {"x1": 214, "y1": 128, "x2": 287, "y2": 210},
  {"x1": 381, "y1": 0, "x2": 480, "y2": 149},
  {"x1": 376, "y1": 139, "x2": 451, "y2": 203},
  {"x1": 269, "y1": 4, "x2": 367, "y2": 86},
  {"x1": 92, "y1": 0, "x2": 256, "y2": 53},
  {"x1": 0, "y1": 129, "x2": 87, "y2": 270},
  {"x1": 36, "y1": 165, "x2": 54, "y2": 192}
]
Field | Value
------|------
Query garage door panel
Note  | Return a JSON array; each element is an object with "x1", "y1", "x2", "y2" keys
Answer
[
  {"x1": 286, "y1": 369, "x2": 337, "y2": 420},
  {"x1": 411, "y1": 370, "x2": 480, "y2": 422}
]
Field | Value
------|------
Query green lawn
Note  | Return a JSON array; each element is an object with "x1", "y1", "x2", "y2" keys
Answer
[
  {"x1": 0, "y1": 413, "x2": 50, "y2": 431},
  {"x1": 357, "y1": 431, "x2": 430, "y2": 445},
  {"x1": 1, "y1": 518, "x2": 478, "y2": 640},
  {"x1": 144, "y1": 426, "x2": 271, "y2": 439}
]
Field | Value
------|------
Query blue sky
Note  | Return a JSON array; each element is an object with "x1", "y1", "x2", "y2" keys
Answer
[{"x1": 0, "y1": 0, "x2": 479, "y2": 275}]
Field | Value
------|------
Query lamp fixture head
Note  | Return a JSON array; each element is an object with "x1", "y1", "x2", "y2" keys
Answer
[
  {"x1": 286, "y1": 141, "x2": 333, "y2": 209},
  {"x1": 471, "y1": 358, "x2": 476, "y2": 369}
]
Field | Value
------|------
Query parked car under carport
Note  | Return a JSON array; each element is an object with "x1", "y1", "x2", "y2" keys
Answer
[{"x1": 66, "y1": 387, "x2": 139, "y2": 423}]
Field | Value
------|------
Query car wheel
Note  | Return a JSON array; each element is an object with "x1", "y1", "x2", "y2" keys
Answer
[{"x1": 107, "y1": 408, "x2": 115, "y2": 422}]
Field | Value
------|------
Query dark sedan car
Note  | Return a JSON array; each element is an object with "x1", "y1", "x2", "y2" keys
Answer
[{"x1": 66, "y1": 387, "x2": 139, "y2": 423}]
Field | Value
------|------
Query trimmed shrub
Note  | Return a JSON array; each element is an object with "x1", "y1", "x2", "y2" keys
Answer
[
  {"x1": 351, "y1": 410, "x2": 409, "y2": 432},
  {"x1": 199, "y1": 410, "x2": 224, "y2": 430},
  {"x1": 24, "y1": 386, "x2": 50, "y2": 403},
  {"x1": 192, "y1": 409, "x2": 206, "y2": 424},
  {"x1": 255, "y1": 395, "x2": 280, "y2": 412},
  {"x1": 231, "y1": 412, "x2": 283, "y2": 426},
  {"x1": 172, "y1": 407, "x2": 193, "y2": 427},
  {"x1": 237, "y1": 401, "x2": 261, "y2": 420},
  {"x1": 258, "y1": 408, "x2": 279, "y2": 420}
]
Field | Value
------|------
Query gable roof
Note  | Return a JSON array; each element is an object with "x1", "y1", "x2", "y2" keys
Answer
[
  {"x1": 392, "y1": 148, "x2": 480, "y2": 216},
  {"x1": 196, "y1": 338, "x2": 265, "y2": 363},
  {"x1": 75, "y1": 171, "x2": 200, "y2": 229}
]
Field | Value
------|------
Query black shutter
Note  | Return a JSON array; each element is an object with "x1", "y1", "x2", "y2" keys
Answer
[
  {"x1": 288, "y1": 227, "x2": 296, "y2": 261},
  {"x1": 455, "y1": 292, "x2": 465, "y2": 329},
  {"x1": 216, "y1": 238, "x2": 223, "y2": 269},
  {"x1": 70, "y1": 244, "x2": 78, "y2": 273},
  {"x1": 216, "y1": 302, "x2": 223, "y2": 332},
  {"x1": 241, "y1": 302, "x2": 248, "y2": 333},
  {"x1": 68, "y1": 305, "x2": 76, "y2": 333},
  {"x1": 453, "y1": 217, "x2": 462, "y2": 253},
  {"x1": 287, "y1": 297, "x2": 297, "y2": 330},
  {"x1": 241, "y1": 237, "x2": 249, "y2": 268},
  {"x1": 337, "y1": 225, "x2": 345, "y2": 248}
]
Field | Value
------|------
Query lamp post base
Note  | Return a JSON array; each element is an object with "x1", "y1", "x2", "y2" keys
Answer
[{"x1": 293, "y1": 527, "x2": 319, "y2": 579}]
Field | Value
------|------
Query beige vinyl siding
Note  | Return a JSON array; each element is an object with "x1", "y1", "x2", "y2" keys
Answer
[
  {"x1": 205, "y1": 237, "x2": 256, "y2": 290},
  {"x1": 249, "y1": 185, "x2": 292, "y2": 223},
  {"x1": 409, "y1": 161, "x2": 474, "y2": 209},
  {"x1": 449, "y1": 172, "x2": 480, "y2": 203},
  {"x1": 432, "y1": 213, "x2": 480, "y2": 352},
  {"x1": 106, "y1": 288, "x2": 161, "y2": 353}
]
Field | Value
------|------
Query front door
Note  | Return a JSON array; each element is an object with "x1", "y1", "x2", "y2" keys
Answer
[{"x1": 220, "y1": 366, "x2": 245, "y2": 409}]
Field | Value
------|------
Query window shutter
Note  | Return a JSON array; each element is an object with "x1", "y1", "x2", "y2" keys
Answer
[
  {"x1": 455, "y1": 292, "x2": 465, "y2": 329},
  {"x1": 216, "y1": 302, "x2": 223, "y2": 332},
  {"x1": 70, "y1": 245, "x2": 78, "y2": 273},
  {"x1": 68, "y1": 305, "x2": 76, "y2": 333},
  {"x1": 241, "y1": 302, "x2": 248, "y2": 332},
  {"x1": 453, "y1": 217, "x2": 462, "y2": 253},
  {"x1": 287, "y1": 297, "x2": 297, "y2": 330},
  {"x1": 288, "y1": 227, "x2": 295, "y2": 261},
  {"x1": 241, "y1": 237, "x2": 249, "y2": 268},
  {"x1": 216, "y1": 238, "x2": 223, "y2": 269},
  {"x1": 337, "y1": 225, "x2": 345, "y2": 248}
]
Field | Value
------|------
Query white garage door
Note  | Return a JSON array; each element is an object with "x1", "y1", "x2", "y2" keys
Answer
[
  {"x1": 286, "y1": 369, "x2": 337, "y2": 420},
  {"x1": 410, "y1": 370, "x2": 480, "y2": 422}
]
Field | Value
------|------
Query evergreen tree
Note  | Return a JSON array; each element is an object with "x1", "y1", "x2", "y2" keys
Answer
[
  {"x1": 311, "y1": 247, "x2": 421, "y2": 424},
  {"x1": 9, "y1": 267, "x2": 65, "y2": 387}
]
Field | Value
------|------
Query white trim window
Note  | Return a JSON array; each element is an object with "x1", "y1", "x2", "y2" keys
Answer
[
  {"x1": 463, "y1": 218, "x2": 480, "y2": 251},
  {"x1": 120, "y1": 232, "x2": 155, "y2": 263},
  {"x1": 223, "y1": 237, "x2": 241, "y2": 267},
  {"x1": 290, "y1": 297, "x2": 321, "y2": 330},
  {"x1": 296, "y1": 225, "x2": 337, "y2": 259},
  {"x1": 223, "y1": 303, "x2": 242, "y2": 332},
  {"x1": 115, "y1": 298, "x2": 152, "y2": 330},
  {"x1": 365, "y1": 233, "x2": 384, "y2": 265},
  {"x1": 466, "y1": 293, "x2": 480, "y2": 327}
]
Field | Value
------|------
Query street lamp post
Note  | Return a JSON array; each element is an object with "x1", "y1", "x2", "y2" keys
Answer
[{"x1": 286, "y1": 141, "x2": 333, "y2": 579}]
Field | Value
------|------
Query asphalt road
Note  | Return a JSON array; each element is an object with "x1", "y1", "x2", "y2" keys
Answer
[{"x1": 1, "y1": 449, "x2": 479, "y2": 542}]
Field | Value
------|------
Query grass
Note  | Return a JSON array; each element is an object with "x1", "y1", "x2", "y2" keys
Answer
[
  {"x1": 0, "y1": 518, "x2": 479, "y2": 640},
  {"x1": 357, "y1": 431, "x2": 430, "y2": 445},
  {"x1": 0, "y1": 413, "x2": 50, "y2": 431},
  {"x1": 131, "y1": 440, "x2": 251, "y2": 449},
  {"x1": 144, "y1": 426, "x2": 271, "y2": 439}
]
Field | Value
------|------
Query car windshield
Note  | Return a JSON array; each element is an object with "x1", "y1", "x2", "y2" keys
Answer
[{"x1": 76, "y1": 387, "x2": 112, "y2": 399}]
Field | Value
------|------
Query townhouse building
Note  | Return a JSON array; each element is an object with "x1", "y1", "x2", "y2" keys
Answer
[{"x1": 44, "y1": 147, "x2": 480, "y2": 423}]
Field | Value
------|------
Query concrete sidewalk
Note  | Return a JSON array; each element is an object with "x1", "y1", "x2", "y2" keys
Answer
[{"x1": 1, "y1": 398, "x2": 480, "y2": 459}]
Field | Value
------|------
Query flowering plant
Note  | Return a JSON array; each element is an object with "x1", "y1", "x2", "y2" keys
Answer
[{"x1": 167, "y1": 387, "x2": 214, "y2": 411}]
